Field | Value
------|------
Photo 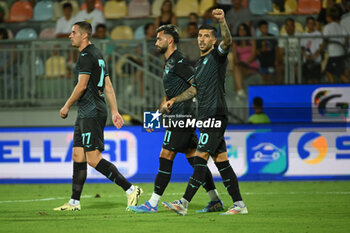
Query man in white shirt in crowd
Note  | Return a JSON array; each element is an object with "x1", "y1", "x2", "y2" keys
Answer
[
  {"x1": 55, "y1": 2, "x2": 76, "y2": 38},
  {"x1": 276, "y1": 18, "x2": 301, "y2": 84},
  {"x1": 75, "y1": 0, "x2": 105, "y2": 34},
  {"x1": 322, "y1": 7, "x2": 349, "y2": 83},
  {"x1": 301, "y1": 16, "x2": 323, "y2": 83}
]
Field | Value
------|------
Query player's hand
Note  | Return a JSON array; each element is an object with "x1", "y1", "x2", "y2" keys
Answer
[
  {"x1": 212, "y1": 8, "x2": 225, "y2": 21},
  {"x1": 165, "y1": 99, "x2": 176, "y2": 112},
  {"x1": 146, "y1": 128, "x2": 154, "y2": 133},
  {"x1": 112, "y1": 112, "x2": 124, "y2": 129},
  {"x1": 60, "y1": 106, "x2": 69, "y2": 119}
]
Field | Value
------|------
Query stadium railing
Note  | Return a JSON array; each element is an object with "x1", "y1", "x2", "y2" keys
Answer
[{"x1": 0, "y1": 35, "x2": 348, "y2": 123}]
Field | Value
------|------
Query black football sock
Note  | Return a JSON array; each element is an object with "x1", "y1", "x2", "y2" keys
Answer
[
  {"x1": 215, "y1": 160, "x2": 243, "y2": 202},
  {"x1": 154, "y1": 157, "x2": 173, "y2": 196},
  {"x1": 95, "y1": 159, "x2": 132, "y2": 191},
  {"x1": 187, "y1": 157, "x2": 216, "y2": 192},
  {"x1": 183, "y1": 156, "x2": 208, "y2": 202},
  {"x1": 71, "y1": 162, "x2": 87, "y2": 201}
]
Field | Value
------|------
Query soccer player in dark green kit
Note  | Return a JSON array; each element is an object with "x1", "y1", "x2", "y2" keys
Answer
[
  {"x1": 162, "y1": 9, "x2": 247, "y2": 216},
  {"x1": 54, "y1": 21, "x2": 142, "y2": 211},
  {"x1": 129, "y1": 24, "x2": 223, "y2": 213}
]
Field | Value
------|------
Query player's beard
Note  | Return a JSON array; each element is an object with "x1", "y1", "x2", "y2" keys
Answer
[
  {"x1": 199, "y1": 43, "x2": 212, "y2": 54},
  {"x1": 158, "y1": 44, "x2": 168, "y2": 54}
]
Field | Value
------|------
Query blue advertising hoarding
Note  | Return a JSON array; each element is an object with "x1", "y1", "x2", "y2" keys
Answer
[
  {"x1": 0, "y1": 123, "x2": 349, "y2": 184},
  {"x1": 248, "y1": 84, "x2": 350, "y2": 123}
]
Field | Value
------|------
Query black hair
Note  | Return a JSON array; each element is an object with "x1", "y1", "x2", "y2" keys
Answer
[
  {"x1": 63, "y1": 2, "x2": 72, "y2": 9},
  {"x1": 253, "y1": 97, "x2": 263, "y2": 108},
  {"x1": 156, "y1": 24, "x2": 179, "y2": 43},
  {"x1": 327, "y1": 6, "x2": 341, "y2": 21},
  {"x1": 198, "y1": 24, "x2": 217, "y2": 37},
  {"x1": 187, "y1": 22, "x2": 198, "y2": 28},
  {"x1": 285, "y1": 17, "x2": 295, "y2": 24},
  {"x1": 306, "y1": 16, "x2": 315, "y2": 22},
  {"x1": 258, "y1": 20, "x2": 268, "y2": 28},
  {"x1": 0, "y1": 28, "x2": 8, "y2": 39},
  {"x1": 144, "y1": 23, "x2": 155, "y2": 34},
  {"x1": 95, "y1": 23, "x2": 106, "y2": 31},
  {"x1": 74, "y1": 21, "x2": 92, "y2": 38},
  {"x1": 236, "y1": 23, "x2": 251, "y2": 46}
]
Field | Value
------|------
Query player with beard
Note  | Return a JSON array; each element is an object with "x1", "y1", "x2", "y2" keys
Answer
[
  {"x1": 128, "y1": 24, "x2": 223, "y2": 213},
  {"x1": 162, "y1": 9, "x2": 247, "y2": 216}
]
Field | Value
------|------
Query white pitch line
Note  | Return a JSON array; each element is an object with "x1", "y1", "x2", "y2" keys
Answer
[{"x1": 0, "y1": 191, "x2": 349, "y2": 204}]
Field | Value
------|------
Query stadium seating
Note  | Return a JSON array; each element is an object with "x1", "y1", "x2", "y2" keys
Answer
[
  {"x1": 45, "y1": 56, "x2": 67, "y2": 78},
  {"x1": 284, "y1": 0, "x2": 297, "y2": 14},
  {"x1": 39, "y1": 28, "x2": 56, "y2": 39},
  {"x1": 15, "y1": 28, "x2": 37, "y2": 40},
  {"x1": 295, "y1": 0, "x2": 321, "y2": 15},
  {"x1": 175, "y1": 0, "x2": 199, "y2": 17},
  {"x1": 199, "y1": 0, "x2": 215, "y2": 16},
  {"x1": 133, "y1": 25, "x2": 145, "y2": 39},
  {"x1": 8, "y1": 1, "x2": 33, "y2": 22},
  {"x1": 53, "y1": 0, "x2": 79, "y2": 20},
  {"x1": 104, "y1": 0, "x2": 127, "y2": 19},
  {"x1": 280, "y1": 21, "x2": 304, "y2": 34},
  {"x1": 128, "y1": 0, "x2": 150, "y2": 18},
  {"x1": 80, "y1": 0, "x2": 104, "y2": 12},
  {"x1": 249, "y1": 0, "x2": 273, "y2": 15},
  {"x1": 256, "y1": 21, "x2": 280, "y2": 36},
  {"x1": 22, "y1": 57, "x2": 45, "y2": 77},
  {"x1": 33, "y1": 1, "x2": 54, "y2": 21},
  {"x1": 0, "y1": 1, "x2": 9, "y2": 21},
  {"x1": 110, "y1": 25, "x2": 133, "y2": 40}
]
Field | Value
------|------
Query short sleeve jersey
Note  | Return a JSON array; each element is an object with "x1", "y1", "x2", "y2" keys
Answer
[
  {"x1": 163, "y1": 50, "x2": 194, "y2": 115},
  {"x1": 192, "y1": 45, "x2": 229, "y2": 120},
  {"x1": 75, "y1": 44, "x2": 108, "y2": 118}
]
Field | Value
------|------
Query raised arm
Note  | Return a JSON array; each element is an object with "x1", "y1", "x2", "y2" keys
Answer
[
  {"x1": 212, "y1": 9, "x2": 232, "y2": 51},
  {"x1": 104, "y1": 76, "x2": 124, "y2": 129}
]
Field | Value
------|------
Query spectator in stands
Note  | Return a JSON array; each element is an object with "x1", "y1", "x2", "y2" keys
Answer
[
  {"x1": 0, "y1": 28, "x2": 17, "y2": 99},
  {"x1": 155, "y1": 0, "x2": 177, "y2": 28},
  {"x1": 180, "y1": 22, "x2": 200, "y2": 66},
  {"x1": 256, "y1": 20, "x2": 278, "y2": 85},
  {"x1": 188, "y1": 12, "x2": 200, "y2": 26},
  {"x1": 145, "y1": 23, "x2": 157, "y2": 40},
  {"x1": 216, "y1": 0, "x2": 233, "y2": 13},
  {"x1": 232, "y1": 23, "x2": 259, "y2": 99},
  {"x1": 248, "y1": 97, "x2": 271, "y2": 124},
  {"x1": 0, "y1": 5, "x2": 5, "y2": 23},
  {"x1": 317, "y1": 0, "x2": 342, "y2": 29},
  {"x1": 202, "y1": 6, "x2": 218, "y2": 27},
  {"x1": 75, "y1": 0, "x2": 105, "y2": 34},
  {"x1": 225, "y1": 0, "x2": 253, "y2": 36},
  {"x1": 55, "y1": 2, "x2": 76, "y2": 38},
  {"x1": 322, "y1": 7, "x2": 349, "y2": 83},
  {"x1": 276, "y1": 18, "x2": 301, "y2": 84},
  {"x1": 301, "y1": 17, "x2": 323, "y2": 84},
  {"x1": 93, "y1": 24, "x2": 115, "y2": 58}
]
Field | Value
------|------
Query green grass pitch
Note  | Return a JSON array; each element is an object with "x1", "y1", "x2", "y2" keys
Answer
[{"x1": 0, "y1": 181, "x2": 350, "y2": 233}]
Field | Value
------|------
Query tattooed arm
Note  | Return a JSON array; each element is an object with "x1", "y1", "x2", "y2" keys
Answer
[
  {"x1": 212, "y1": 8, "x2": 232, "y2": 51},
  {"x1": 164, "y1": 86, "x2": 197, "y2": 111}
]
